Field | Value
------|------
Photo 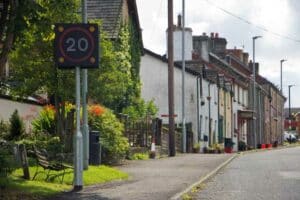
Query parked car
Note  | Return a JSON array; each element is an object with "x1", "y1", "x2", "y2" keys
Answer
[{"x1": 284, "y1": 131, "x2": 297, "y2": 143}]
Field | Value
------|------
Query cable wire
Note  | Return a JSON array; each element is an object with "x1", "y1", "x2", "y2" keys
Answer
[{"x1": 204, "y1": 0, "x2": 300, "y2": 43}]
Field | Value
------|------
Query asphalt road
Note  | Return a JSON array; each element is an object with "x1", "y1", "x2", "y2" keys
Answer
[{"x1": 193, "y1": 147, "x2": 300, "y2": 200}]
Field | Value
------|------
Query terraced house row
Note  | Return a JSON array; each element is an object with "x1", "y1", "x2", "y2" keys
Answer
[
  {"x1": 0, "y1": 0, "x2": 285, "y2": 153},
  {"x1": 140, "y1": 17, "x2": 286, "y2": 152}
]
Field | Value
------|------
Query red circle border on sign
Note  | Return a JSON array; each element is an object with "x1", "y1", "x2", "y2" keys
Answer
[{"x1": 58, "y1": 26, "x2": 95, "y2": 63}]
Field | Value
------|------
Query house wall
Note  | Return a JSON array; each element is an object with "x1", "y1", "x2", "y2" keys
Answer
[
  {"x1": 232, "y1": 83, "x2": 248, "y2": 151},
  {"x1": 219, "y1": 88, "x2": 225, "y2": 140},
  {"x1": 218, "y1": 88, "x2": 232, "y2": 142},
  {"x1": 140, "y1": 53, "x2": 198, "y2": 140},
  {"x1": 264, "y1": 94, "x2": 271, "y2": 144},
  {"x1": 225, "y1": 91, "x2": 232, "y2": 139},
  {"x1": 270, "y1": 88, "x2": 277, "y2": 143},
  {"x1": 199, "y1": 80, "x2": 219, "y2": 146},
  {"x1": 0, "y1": 97, "x2": 42, "y2": 132},
  {"x1": 277, "y1": 92, "x2": 285, "y2": 144}
]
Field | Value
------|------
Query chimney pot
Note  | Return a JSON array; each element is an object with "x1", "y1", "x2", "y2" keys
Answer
[
  {"x1": 215, "y1": 33, "x2": 219, "y2": 38},
  {"x1": 210, "y1": 32, "x2": 214, "y2": 38},
  {"x1": 177, "y1": 14, "x2": 182, "y2": 27},
  {"x1": 202, "y1": 32, "x2": 207, "y2": 36}
]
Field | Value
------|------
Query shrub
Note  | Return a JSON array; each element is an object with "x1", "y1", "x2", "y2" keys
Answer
[
  {"x1": 32, "y1": 105, "x2": 56, "y2": 135},
  {"x1": 0, "y1": 140, "x2": 18, "y2": 181},
  {"x1": 122, "y1": 99, "x2": 158, "y2": 121},
  {"x1": 89, "y1": 105, "x2": 129, "y2": 164},
  {"x1": 238, "y1": 141, "x2": 247, "y2": 151},
  {"x1": 8, "y1": 110, "x2": 25, "y2": 140},
  {"x1": 0, "y1": 120, "x2": 9, "y2": 139},
  {"x1": 130, "y1": 153, "x2": 149, "y2": 160}
]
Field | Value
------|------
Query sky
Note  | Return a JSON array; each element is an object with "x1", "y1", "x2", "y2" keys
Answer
[{"x1": 136, "y1": 0, "x2": 300, "y2": 108}]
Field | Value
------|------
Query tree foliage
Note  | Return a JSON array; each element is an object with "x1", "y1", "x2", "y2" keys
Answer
[
  {"x1": 88, "y1": 25, "x2": 134, "y2": 112},
  {"x1": 9, "y1": 0, "x2": 80, "y2": 99},
  {"x1": 0, "y1": 0, "x2": 42, "y2": 78},
  {"x1": 8, "y1": 109, "x2": 24, "y2": 140}
]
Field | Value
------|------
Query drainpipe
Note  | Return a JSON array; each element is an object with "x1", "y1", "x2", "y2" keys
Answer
[
  {"x1": 208, "y1": 83, "x2": 212, "y2": 146},
  {"x1": 231, "y1": 85, "x2": 234, "y2": 145},
  {"x1": 200, "y1": 74, "x2": 204, "y2": 140},
  {"x1": 217, "y1": 82, "x2": 220, "y2": 143},
  {"x1": 196, "y1": 76, "x2": 200, "y2": 142},
  {"x1": 224, "y1": 90, "x2": 227, "y2": 139}
]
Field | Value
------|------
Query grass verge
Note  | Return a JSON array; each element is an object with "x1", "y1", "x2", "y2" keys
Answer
[{"x1": 0, "y1": 165, "x2": 128, "y2": 199}]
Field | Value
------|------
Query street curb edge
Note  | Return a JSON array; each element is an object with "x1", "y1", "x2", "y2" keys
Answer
[{"x1": 170, "y1": 154, "x2": 239, "y2": 200}]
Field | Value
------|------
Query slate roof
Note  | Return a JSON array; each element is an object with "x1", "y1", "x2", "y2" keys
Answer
[
  {"x1": 87, "y1": 0, "x2": 123, "y2": 39},
  {"x1": 87, "y1": 0, "x2": 143, "y2": 48}
]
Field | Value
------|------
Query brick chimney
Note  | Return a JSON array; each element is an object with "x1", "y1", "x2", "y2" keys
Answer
[
  {"x1": 249, "y1": 60, "x2": 259, "y2": 74},
  {"x1": 193, "y1": 32, "x2": 227, "y2": 61},
  {"x1": 177, "y1": 14, "x2": 182, "y2": 27},
  {"x1": 242, "y1": 52, "x2": 249, "y2": 65},
  {"x1": 211, "y1": 33, "x2": 227, "y2": 58},
  {"x1": 193, "y1": 32, "x2": 210, "y2": 61}
]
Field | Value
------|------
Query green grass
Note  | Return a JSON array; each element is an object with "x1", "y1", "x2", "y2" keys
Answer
[
  {"x1": 0, "y1": 165, "x2": 128, "y2": 199},
  {"x1": 130, "y1": 152, "x2": 149, "y2": 160}
]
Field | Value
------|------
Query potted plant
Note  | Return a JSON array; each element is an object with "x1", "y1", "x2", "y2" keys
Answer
[
  {"x1": 238, "y1": 141, "x2": 246, "y2": 151},
  {"x1": 213, "y1": 143, "x2": 224, "y2": 153},
  {"x1": 224, "y1": 138, "x2": 234, "y2": 153},
  {"x1": 192, "y1": 142, "x2": 201, "y2": 153},
  {"x1": 203, "y1": 146, "x2": 208, "y2": 153}
]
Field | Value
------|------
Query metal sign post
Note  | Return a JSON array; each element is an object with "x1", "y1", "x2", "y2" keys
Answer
[
  {"x1": 82, "y1": 0, "x2": 89, "y2": 171},
  {"x1": 54, "y1": 23, "x2": 99, "y2": 190},
  {"x1": 74, "y1": 66, "x2": 83, "y2": 190}
]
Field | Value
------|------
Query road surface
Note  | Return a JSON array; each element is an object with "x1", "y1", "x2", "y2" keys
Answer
[{"x1": 193, "y1": 147, "x2": 300, "y2": 200}]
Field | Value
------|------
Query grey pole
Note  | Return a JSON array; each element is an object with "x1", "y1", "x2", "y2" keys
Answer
[
  {"x1": 252, "y1": 36, "x2": 261, "y2": 149},
  {"x1": 181, "y1": 0, "x2": 186, "y2": 153},
  {"x1": 280, "y1": 59, "x2": 287, "y2": 93},
  {"x1": 74, "y1": 66, "x2": 83, "y2": 190},
  {"x1": 82, "y1": 0, "x2": 89, "y2": 170}
]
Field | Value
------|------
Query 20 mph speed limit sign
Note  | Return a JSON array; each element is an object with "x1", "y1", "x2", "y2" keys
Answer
[{"x1": 54, "y1": 24, "x2": 99, "y2": 69}]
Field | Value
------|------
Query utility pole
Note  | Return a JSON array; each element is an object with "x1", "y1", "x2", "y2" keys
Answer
[
  {"x1": 82, "y1": 0, "x2": 89, "y2": 170},
  {"x1": 168, "y1": 0, "x2": 175, "y2": 156},
  {"x1": 181, "y1": 0, "x2": 186, "y2": 153}
]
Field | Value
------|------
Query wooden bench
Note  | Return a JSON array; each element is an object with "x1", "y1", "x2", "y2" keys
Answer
[{"x1": 31, "y1": 148, "x2": 73, "y2": 183}]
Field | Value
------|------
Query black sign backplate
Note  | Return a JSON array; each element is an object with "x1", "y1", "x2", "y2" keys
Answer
[{"x1": 54, "y1": 23, "x2": 99, "y2": 69}]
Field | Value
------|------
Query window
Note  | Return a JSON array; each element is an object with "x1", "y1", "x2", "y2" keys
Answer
[
  {"x1": 244, "y1": 90, "x2": 248, "y2": 107},
  {"x1": 234, "y1": 84, "x2": 238, "y2": 101},
  {"x1": 205, "y1": 117, "x2": 208, "y2": 135},
  {"x1": 200, "y1": 115, "x2": 203, "y2": 135},
  {"x1": 238, "y1": 86, "x2": 242, "y2": 104},
  {"x1": 234, "y1": 113, "x2": 236, "y2": 129},
  {"x1": 242, "y1": 89, "x2": 245, "y2": 105}
]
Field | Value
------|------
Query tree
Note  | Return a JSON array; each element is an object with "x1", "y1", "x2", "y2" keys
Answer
[
  {"x1": 8, "y1": 109, "x2": 24, "y2": 140},
  {"x1": 9, "y1": 0, "x2": 80, "y2": 136},
  {"x1": 88, "y1": 23, "x2": 144, "y2": 114},
  {"x1": 89, "y1": 25, "x2": 134, "y2": 112},
  {"x1": 0, "y1": 0, "x2": 42, "y2": 79}
]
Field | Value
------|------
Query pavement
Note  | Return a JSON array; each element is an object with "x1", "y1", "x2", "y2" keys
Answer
[{"x1": 52, "y1": 153, "x2": 235, "y2": 200}]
